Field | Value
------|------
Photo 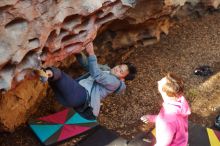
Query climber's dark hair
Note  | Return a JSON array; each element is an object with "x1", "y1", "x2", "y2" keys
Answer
[{"x1": 124, "y1": 62, "x2": 137, "y2": 81}]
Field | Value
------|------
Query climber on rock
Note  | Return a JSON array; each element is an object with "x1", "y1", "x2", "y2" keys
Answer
[{"x1": 36, "y1": 42, "x2": 137, "y2": 120}]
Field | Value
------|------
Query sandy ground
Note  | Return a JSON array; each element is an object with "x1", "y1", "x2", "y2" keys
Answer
[
  {"x1": 0, "y1": 12, "x2": 220, "y2": 146},
  {"x1": 99, "y1": 11, "x2": 220, "y2": 138}
]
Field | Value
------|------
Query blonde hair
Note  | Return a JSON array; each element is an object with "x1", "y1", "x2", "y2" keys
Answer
[{"x1": 162, "y1": 73, "x2": 184, "y2": 97}]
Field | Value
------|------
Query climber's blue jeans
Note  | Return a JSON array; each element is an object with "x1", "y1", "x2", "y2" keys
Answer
[{"x1": 48, "y1": 67, "x2": 87, "y2": 108}]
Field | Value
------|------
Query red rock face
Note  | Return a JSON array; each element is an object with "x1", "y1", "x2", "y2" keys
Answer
[
  {"x1": 0, "y1": 0, "x2": 219, "y2": 91},
  {"x1": 0, "y1": 0, "x2": 135, "y2": 91},
  {"x1": 0, "y1": 0, "x2": 219, "y2": 131}
]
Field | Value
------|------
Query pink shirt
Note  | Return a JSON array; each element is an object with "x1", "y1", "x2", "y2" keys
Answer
[{"x1": 148, "y1": 96, "x2": 191, "y2": 146}]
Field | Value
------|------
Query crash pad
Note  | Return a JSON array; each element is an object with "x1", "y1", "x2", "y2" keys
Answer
[
  {"x1": 76, "y1": 126, "x2": 128, "y2": 146},
  {"x1": 29, "y1": 108, "x2": 98, "y2": 146}
]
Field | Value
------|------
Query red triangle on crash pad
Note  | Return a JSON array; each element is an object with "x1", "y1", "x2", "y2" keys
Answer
[
  {"x1": 214, "y1": 130, "x2": 220, "y2": 141},
  {"x1": 58, "y1": 125, "x2": 90, "y2": 141},
  {"x1": 38, "y1": 109, "x2": 69, "y2": 124}
]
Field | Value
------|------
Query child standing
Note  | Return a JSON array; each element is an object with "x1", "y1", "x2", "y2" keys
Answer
[{"x1": 141, "y1": 73, "x2": 191, "y2": 146}]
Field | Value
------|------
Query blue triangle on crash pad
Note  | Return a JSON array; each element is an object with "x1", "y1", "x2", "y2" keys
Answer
[
  {"x1": 30, "y1": 124, "x2": 63, "y2": 142},
  {"x1": 65, "y1": 113, "x2": 96, "y2": 124}
]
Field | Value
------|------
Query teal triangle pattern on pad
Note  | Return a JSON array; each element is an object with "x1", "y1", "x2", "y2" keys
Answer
[
  {"x1": 30, "y1": 124, "x2": 63, "y2": 142},
  {"x1": 29, "y1": 108, "x2": 99, "y2": 145},
  {"x1": 65, "y1": 113, "x2": 96, "y2": 124}
]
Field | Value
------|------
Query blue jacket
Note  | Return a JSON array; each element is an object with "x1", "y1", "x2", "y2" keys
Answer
[{"x1": 77, "y1": 54, "x2": 126, "y2": 116}]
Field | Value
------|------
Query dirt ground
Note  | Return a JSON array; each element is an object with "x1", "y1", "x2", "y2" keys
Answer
[{"x1": 1, "y1": 12, "x2": 220, "y2": 146}]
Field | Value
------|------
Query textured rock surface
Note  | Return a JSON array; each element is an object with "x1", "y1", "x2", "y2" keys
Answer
[
  {"x1": 0, "y1": 0, "x2": 136, "y2": 91},
  {"x1": 0, "y1": 79, "x2": 47, "y2": 131},
  {"x1": 0, "y1": 0, "x2": 136, "y2": 132},
  {"x1": 0, "y1": 0, "x2": 219, "y2": 131}
]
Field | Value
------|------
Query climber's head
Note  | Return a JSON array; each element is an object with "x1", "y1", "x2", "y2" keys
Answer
[{"x1": 111, "y1": 63, "x2": 137, "y2": 81}]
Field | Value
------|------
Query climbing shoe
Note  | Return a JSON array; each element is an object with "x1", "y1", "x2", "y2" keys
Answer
[
  {"x1": 34, "y1": 69, "x2": 48, "y2": 83},
  {"x1": 194, "y1": 65, "x2": 213, "y2": 76},
  {"x1": 214, "y1": 115, "x2": 220, "y2": 130}
]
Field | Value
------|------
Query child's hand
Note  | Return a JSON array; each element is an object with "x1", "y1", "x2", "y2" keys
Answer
[{"x1": 140, "y1": 115, "x2": 149, "y2": 124}]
